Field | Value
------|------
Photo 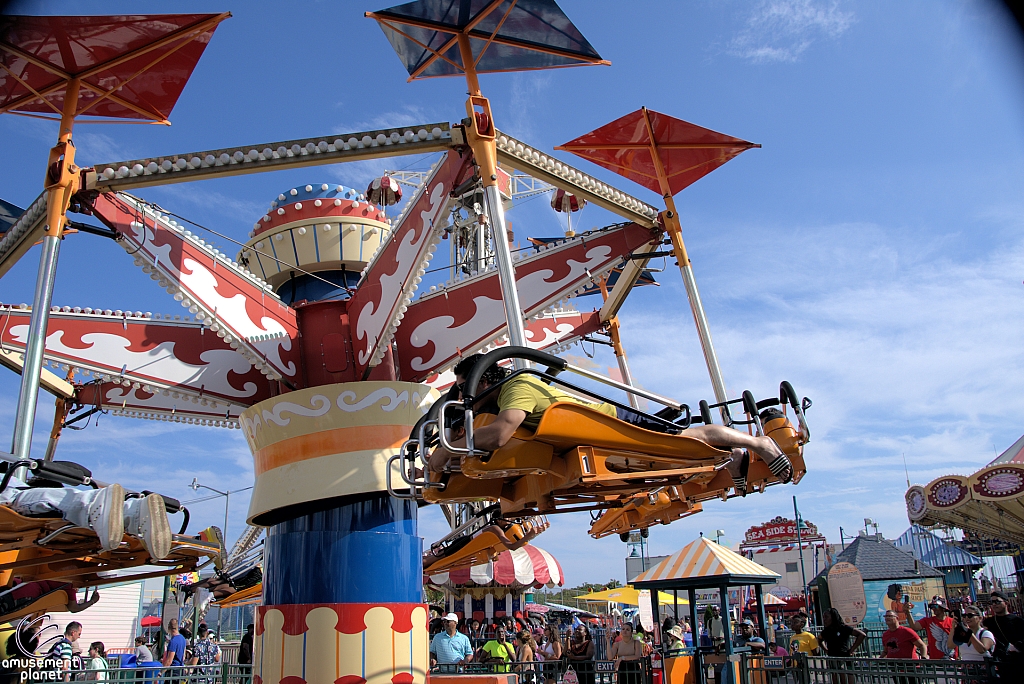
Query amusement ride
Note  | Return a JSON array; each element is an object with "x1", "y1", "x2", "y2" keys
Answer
[{"x1": 0, "y1": 4, "x2": 814, "y2": 683}]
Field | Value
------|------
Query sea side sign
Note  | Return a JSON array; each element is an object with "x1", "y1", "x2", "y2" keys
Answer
[
  {"x1": 827, "y1": 562, "x2": 868, "y2": 626},
  {"x1": 743, "y1": 516, "x2": 824, "y2": 545}
]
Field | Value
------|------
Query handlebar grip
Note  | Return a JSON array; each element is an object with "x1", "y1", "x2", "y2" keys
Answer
[{"x1": 462, "y1": 346, "x2": 566, "y2": 399}]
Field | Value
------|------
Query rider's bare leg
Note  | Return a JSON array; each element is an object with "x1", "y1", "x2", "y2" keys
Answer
[{"x1": 684, "y1": 425, "x2": 791, "y2": 477}]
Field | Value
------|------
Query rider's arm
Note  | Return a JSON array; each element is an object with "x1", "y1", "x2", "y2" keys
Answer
[
  {"x1": 472, "y1": 410, "x2": 527, "y2": 451},
  {"x1": 428, "y1": 409, "x2": 526, "y2": 471},
  {"x1": 904, "y1": 615, "x2": 922, "y2": 632}
]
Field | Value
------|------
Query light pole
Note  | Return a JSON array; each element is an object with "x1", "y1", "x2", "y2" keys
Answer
[
  {"x1": 188, "y1": 478, "x2": 253, "y2": 638},
  {"x1": 793, "y1": 496, "x2": 811, "y2": 620}
]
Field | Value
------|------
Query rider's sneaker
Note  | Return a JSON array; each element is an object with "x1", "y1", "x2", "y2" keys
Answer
[
  {"x1": 198, "y1": 526, "x2": 226, "y2": 570},
  {"x1": 87, "y1": 484, "x2": 125, "y2": 553},
  {"x1": 124, "y1": 494, "x2": 172, "y2": 560}
]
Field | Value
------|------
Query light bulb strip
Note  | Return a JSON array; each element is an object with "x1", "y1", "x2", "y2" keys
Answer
[
  {"x1": 87, "y1": 124, "x2": 453, "y2": 192},
  {"x1": 493, "y1": 129, "x2": 660, "y2": 227},
  {"x1": 0, "y1": 192, "x2": 48, "y2": 278}
]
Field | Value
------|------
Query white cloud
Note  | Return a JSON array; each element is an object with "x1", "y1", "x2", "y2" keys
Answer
[
  {"x1": 729, "y1": 0, "x2": 854, "y2": 63},
  {"x1": 334, "y1": 105, "x2": 442, "y2": 135}
]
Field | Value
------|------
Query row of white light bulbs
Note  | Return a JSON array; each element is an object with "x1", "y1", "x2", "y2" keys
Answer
[
  {"x1": 4, "y1": 303, "x2": 199, "y2": 324},
  {"x1": 368, "y1": 239, "x2": 441, "y2": 366},
  {"x1": 131, "y1": 250, "x2": 284, "y2": 380},
  {"x1": 268, "y1": 184, "x2": 364, "y2": 208},
  {"x1": 495, "y1": 135, "x2": 657, "y2": 218},
  {"x1": 122, "y1": 206, "x2": 290, "y2": 380},
  {"x1": 0, "y1": 194, "x2": 45, "y2": 252},
  {"x1": 98, "y1": 128, "x2": 447, "y2": 180},
  {"x1": 111, "y1": 409, "x2": 239, "y2": 429},
  {"x1": 124, "y1": 198, "x2": 275, "y2": 293}
]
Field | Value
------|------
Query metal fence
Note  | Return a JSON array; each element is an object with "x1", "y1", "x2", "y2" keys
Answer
[
  {"x1": 432, "y1": 658, "x2": 653, "y2": 684},
  {"x1": 738, "y1": 653, "x2": 998, "y2": 684},
  {"x1": 774, "y1": 625, "x2": 903, "y2": 659},
  {"x1": 46, "y1": 663, "x2": 252, "y2": 684}
]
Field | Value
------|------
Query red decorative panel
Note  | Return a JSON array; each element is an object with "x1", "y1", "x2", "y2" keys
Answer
[
  {"x1": 394, "y1": 222, "x2": 656, "y2": 381},
  {"x1": 91, "y1": 192, "x2": 301, "y2": 384},
  {"x1": 348, "y1": 150, "x2": 471, "y2": 377},
  {"x1": 0, "y1": 306, "x2": 269, "y2": 404}
]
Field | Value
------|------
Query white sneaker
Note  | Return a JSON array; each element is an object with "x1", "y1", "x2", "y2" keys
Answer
[
  {"x1": 87, "y1": 484, "x2": 125, "y2": 553},
  {"x1": 124, "y1": 494, "x2": 172, "y2": 560}
]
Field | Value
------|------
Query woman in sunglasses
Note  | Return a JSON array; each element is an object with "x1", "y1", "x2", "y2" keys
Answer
[{"x1": 947, "y1": 608, "x2": 994, "y2": 661}]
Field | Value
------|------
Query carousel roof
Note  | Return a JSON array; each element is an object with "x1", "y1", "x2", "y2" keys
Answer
[
  {"x1": 905, "y1": 434, "x2": 1024, "y2": 547},
  {"x1": 427, "y1": 543, "x2": 563, "y2": 589}
]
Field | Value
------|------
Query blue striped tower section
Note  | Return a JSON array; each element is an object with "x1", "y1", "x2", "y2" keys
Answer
[{"x1": 236, "y1": 184, "x2": 436, "y2": 684}]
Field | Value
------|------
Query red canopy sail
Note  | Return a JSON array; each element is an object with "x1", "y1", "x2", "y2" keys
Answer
[
  {"x1": 0, "y1": 13, "x2": 229, "y2": 122},
  {"x1": 557, "y1": 107, "x2": 759, "y2": 197}
]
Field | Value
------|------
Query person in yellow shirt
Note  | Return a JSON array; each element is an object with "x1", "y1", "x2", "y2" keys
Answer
[
  {"x1": 478, "y1": 627, "x2": 516, "y2": 672},
  {"x1": 428, "y1": 355, "x2": 793, "y2": 490},
  {"x1": 787, "y1": 613, "x2": 819, "y2": 655}
]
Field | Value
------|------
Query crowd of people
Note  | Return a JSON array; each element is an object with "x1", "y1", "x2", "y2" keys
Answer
[
  {"x1": 428, "y1": 610, "x2": 668, "y2": 684},
  {"x1": 429, "y1": 589, "x2": 1023, "y2": 683},
  {"x1": 0, "y1": 615, "x2": 234, "y2": 684}
]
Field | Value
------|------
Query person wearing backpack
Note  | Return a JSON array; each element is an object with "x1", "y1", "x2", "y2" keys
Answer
[
  {"x1": 48, "y1": 622, "x2": 81, "y2": 682},
  {"x1": 947, "y1": 606, "x2": 995, "y2": 662}
]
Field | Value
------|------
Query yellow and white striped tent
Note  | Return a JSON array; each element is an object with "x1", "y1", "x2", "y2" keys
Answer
[{"x1": 632, "y1": 536, "x2": 779, "y2": 589}]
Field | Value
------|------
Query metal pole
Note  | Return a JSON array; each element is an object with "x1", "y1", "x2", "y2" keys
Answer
[
  {"x1": 720, "y1": 584, "x2": 734, "y2": 684},
  {"x1": 754, "y1": 584, "x2": 768, "y2": 643},
  {"x1": 158, "y1": 574, "x2": 171, "y2": 657},
  {"x1": 11, "y1": 79, "x2": 81, "y2": 467},
  {"x1": 456, "y1": 37, "x2": 529, "y2": 368},
  {"x1": 637, "y1": 108, "x2": 729, "y2": 416},
  {"x1": 794, "y1": 496, "x2": 810, "y2": 619},
  {"x1": 217, "y1": 490, "x2": 229, "y2": 639},
  {"x1": 687, "y1": 589, "x2": 698, "y2": 653},
  {"x1": 598, "y1": 278, "x2": 640, "y2": 409},
  {"x1": 483, "y1": 184, "x2": 529, "y2": 353}
]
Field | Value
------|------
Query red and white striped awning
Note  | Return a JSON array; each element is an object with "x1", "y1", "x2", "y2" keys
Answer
[{"x1": 428, "y1": 544, "x2": 564, "y2": 589}]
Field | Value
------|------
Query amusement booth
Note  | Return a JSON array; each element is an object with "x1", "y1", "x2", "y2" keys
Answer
[
  {"x1": 633, "y1": 537, "x2": 780, "y2": 684},
  {"x1": 426, "y1": 544, "x2": 564, "y2": 625},
  {"x1": 1, "y1": 3, "x2": 813, "y2": 684}
]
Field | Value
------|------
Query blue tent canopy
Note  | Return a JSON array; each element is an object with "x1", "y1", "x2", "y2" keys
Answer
[
  {"x1": 367, "y1": 0, "x2": 608, "y2": 80},
  {"x1": 895, "y1": 525, "x2": 984, "y2": 570},
  {"x1": 0, "y1": 198, "x2": 24, "y2": 235}
]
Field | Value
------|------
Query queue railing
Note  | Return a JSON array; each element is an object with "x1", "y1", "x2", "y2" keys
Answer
[
  {"x1": 432, "y1": 658, "x2": 653, "y2": 684},
  {"x1": 34, "y1": 663, "x2": 253, "y2": 684},
  {"x1": 736, "y1": 652, "x2": 997, "y2": 684}
]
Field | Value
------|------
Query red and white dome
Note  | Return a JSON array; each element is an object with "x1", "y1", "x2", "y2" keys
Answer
[{"x1": 428, "y1": 544, "x2": 564, "y2": 589}]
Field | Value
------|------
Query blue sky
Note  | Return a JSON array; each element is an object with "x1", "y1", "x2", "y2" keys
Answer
[{"x1": 2, "y1": 0, "x2": 1023, "y2": 585}]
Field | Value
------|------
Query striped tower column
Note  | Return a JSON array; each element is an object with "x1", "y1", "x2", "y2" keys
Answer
[{"x1": 240, "y1": 382, "x2": 435, "y2": 684}]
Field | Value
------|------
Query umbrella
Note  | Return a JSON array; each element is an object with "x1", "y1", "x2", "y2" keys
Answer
[
  {"x1": 556, "y1": 107, "x2": 759, "y2": 198},
  {"x1": 0, "y1": 13, "x2": 230, "y2": 122},
  {"x1": 758, "y1": 592, "x2": 787, "y2": 606},
  {"x1": 366, "y1": 0, "x2": 608, "y2": 83},
  {"x1": 576, "y1": 587, "x2": 687, "y2": 606},
  {"x1": 140, "y1": 616, "x2": 161, "y2": 627}
]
